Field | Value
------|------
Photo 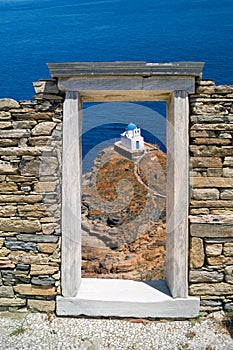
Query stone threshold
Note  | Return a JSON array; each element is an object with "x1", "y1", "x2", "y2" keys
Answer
[{"x1": 56, "y1": 278, "x2": 200, "y2": 318}]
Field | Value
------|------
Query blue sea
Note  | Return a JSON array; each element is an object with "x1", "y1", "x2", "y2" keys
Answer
[{"x1": 0, "y1": 0, "x2": 232, "y2": 169}]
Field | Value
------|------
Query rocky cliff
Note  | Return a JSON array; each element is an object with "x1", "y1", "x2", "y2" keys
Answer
[{"x1": 81, "y1": 144, "x2": 166, "y2": 280}]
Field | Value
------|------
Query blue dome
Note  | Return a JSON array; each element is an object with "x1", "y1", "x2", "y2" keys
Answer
[{"x1": 126, "y1": 123, "x2": 137, "y2": 131}]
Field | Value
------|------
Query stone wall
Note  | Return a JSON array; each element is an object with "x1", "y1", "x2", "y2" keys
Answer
[
  {"x1": 0, "y1": 80, "x2": 63, "y2": 312},
  {"x1": 0, "y1": 77, "x2": 232, "y2": 315},
  {"x1": 189, "y1": 79, "x2": 233, "y2": 315}
]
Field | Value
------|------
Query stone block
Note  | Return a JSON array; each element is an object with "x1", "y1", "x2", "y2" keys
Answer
[
  {"x1": 37, "y1": 243, "x2": 58, "y2": 253},
  {"x1": 14, "y1": 284, "x2": 56, "y2": 296},
  {"x1": 224, "y1": 243, "x2": 233, "y2": 256},
  {"x1": 205, "y1": 244, "x2": 222, "y2": 256},
  {"x1": 224, "y1": 157, "x2": 233, "y2": 166},
  {"x1": 220, "y1": 189, "x2": 233, "y2": 200},
  {"x1": 0, "y1": 99, "x2": 20, "y2": 110},
  {"x1": 0, "y1": 298, "x2": 26, "y2": 307},
  {"x1": 40, "y1": 157, "x2": 58, "y2": 175},
  {"x1": 191, "y1": 224, "x2": 233, "y2": 237},
  {"x1": 190, "y1": 157, "x2": 222, "y2": 168},
  {"x1": 5, "y1": 241, "x2": 37, "y2": 252},
  {"x1": 9, "y1": 251, "x2": 49, "y2": 265},
  {"x1": 192, "y1": 188, "x2": 219, "y2": 200},
  {"x1": 41, "y1": 223, "x2": 56, "y2": 235},
  {"x1": 17, "y1": 204, "x2": 47, "y2": 217},
  {"x1": 191, "y1": 177, "x2": 233, "y2": 188},
  {"x1": 0, "y1": 161, "x2": 18, "y2": 175},
  {"x1": 0, "y1": 129, "x2": 30, "y2": 139},
  {"x1": 20, "y1": 159, "x2": 40, "y2": 176},
  {"x1": 0, "y1": 182, "x2": 18, "y2": 192},
  {"x1": 0, "y1": 194, "x2": 43, "y2": 203},
  {"x1": 16, "y1": 234, "x2": 58, "y2": 243},
  {"x1": 34, "y1": 182, "x2": 57, "y2": 193},
  {"x1": 193, "y1": 137, "x2": 231, "y2": 145},
  {"x1": 31, "y1": 275, "x2": 55, "y2": 286},
  {"x1": 0, "y1": 122, "x2": 12, "y2": 129},
  {"x1": 0, "y1": 238, "x2": 4, "y2": 249},
  {"x1": 33, "y1": 80, "x2": 59, "y2": 95},
  {"x1": 0, "y1": 111, "x2": 11, "y2": 120},
  {"x1": 0, "y1": 218, "x2": 41, "y2": 233},
  {"x1": 190, "y1": 237, "x2": 204, "y2": 268},
  {"x1": 0, "y1": 286, "x2": 14, "y2": 297},
  {"x1": 28, "y1": 299, "x2": 55, "y2": 312},
  {"x1": 190, "y1": 208, "x2": 209, "y2": 215},
  {"x1": 30, "y1": 264, "x2": 59, "y2": 275},
  {"x1": 28, "y1": 136, "x2": 51, "y2": 147},
  {"x1": 190, "y1": 282, "x2": 233, "y2": 295},
  {"x1": 207, "y1": 168, "x2": 222, "y2": 177},
  {"x1": 189, "y1": 269, "x2": 224, "y2": 283},
  {"x1": 224, "y1": 302, "x2": 233, "y2": 312},
  {"x1": 31, "y1": 122, "x2": 56, "y2": 136},
  {"x1": 190, "y1": 145, "x2": 233, "y2": 157},
  {"x1": 225, "y1": 266, "x2": 233, "y2": 284},
  {"x1": 223, "y1": 168, "x2": 233, "y2": 178},
  {"x1": 207, "y1": 256, "x2": 232, "y2": 266}
]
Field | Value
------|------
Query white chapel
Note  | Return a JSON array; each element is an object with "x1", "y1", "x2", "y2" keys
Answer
[{"x1": 120, "y1": 123, "x2": 144, "y2": 151}]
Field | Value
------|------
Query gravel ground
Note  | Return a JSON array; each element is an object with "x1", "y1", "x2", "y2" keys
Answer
[{"x1": 0, "y1": 312, "x2": 232, "y2": 350}]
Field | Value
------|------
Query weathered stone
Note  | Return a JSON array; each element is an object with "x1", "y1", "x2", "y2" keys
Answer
[
  {"x1": 190, "y1": 130, "x2": 216, "y2": 138},
  {"x1": 0, "y1": 195, "x2": 42, "y2": 203},
  {"x1": 40, "y1": 157, "x2": 58, "y2": 175},
  {"x1": 31, "y1": 122, "x2": 56, "y2": 136},
  {"x1": 0, "y1": 122, "x2": 11, "y2": 129},
  {"x1": 28, "y1": 299, "x2": 55, "y2": 312},
  {"x1": 9, "y1": 251, "x2": 49, "y2": 265},
  {"x1": 14, "y1": 284, "x2": 56, "y2": 296},
  {"x1": 6, "y1": 175, "x2": 36, "y2": 182},
  {"x1": 196, "y1": 86, "x2": 216, "y2": 94},
  {"x1": 28, "y1": 136, "x2": 51, "y2": 147},
  {"x1": 0, "y1": 139, "x2": 18, "y2": 147},
  {"x1": 190, "y1": 237, "x2": 204, "y2": 268},
  {"x1": 37, "y1": 243, "x2": 58, "y2": 253},
  {"x1": 0, "y1": 99, "x2": 20, "y2": 110},
  {"x1": 34, "y1": 182, "x2": 57, "y2": 193},
  {"x1": 30, "y1": 264, "x2": 59, "y2": 276},
  {"x1": 190, "y1": 282, "x2": 233, "y2": 295},
  {"x1": 189, "y1": 269, "x2": 224, "y2": 283},
  {"x1": 17, "y1": 204, "x2": 47, "y2": 217},
  {"x1": 219, "y1": 132, "x2": 232, "y2": 139},
  {"x1": 20, "y1": 159, "x2": 40, "y2": 176},
  {"x1": 220, "y1": 189, "x2": 233, "y2": 200},
  {"x1": 0, "y1": 161, "x2": 18, "y2": 175},
  {"x1": 12, "y1": 120, "x2": 37, "y2": 129},
  {"x1": 12, "y1": 111, "x2": 53, "y2": 120},
  {"x1": 0, "y1": 147, "x2": 42, "y2": 156},
  {"x1": 0, "y1": 286, "x2": 14, "y2": 297},
  {"x1": 223, "y1": 167, "x2": 233, "y2": 178},
  {"x1": 201, "y1": 300, "x2": 222, "y2": 307},
  {"x1": 192, "y1": 188, "x2": 219, "y2": 200},
  {"x1": 41, "y1": 223, "x2": 56, "y2": 235},
  {"x1": 205, "y1": 244, "x2": 223, "y2": 256},
  {"x1": 0, "y1": 238, "x2": 4, "y2": 249},
  {"x1": 225, "y1": 266, "x2": 233, "y2": 284},
  {"x1": 33, "y1": 80, "x2": 59, "y2": 95},
  {"x1": 31, "y1": 275, "x2": 55, "y2": 286},
  {"x1": 207, "y1": 256, "x2": 232, "y2": 266},
  {"x1": 224, "y1": 243, "x2": 233, "y2": 256},
  {"x1": 0, "y1": 298, "x2": 26, "y2": 307},
  {"x1": 191, "y1": 200, "x2": 233, "y2": 208},
  {"x1": 5, "y1": 241, "x2": 37, "y2": 252},
  {"x1": 224, "y1": 157, "x2": 233, "y2": 166},
  {"x1": 193, "y1": 138, "x2": 231, "y2": 145},
  {"x1": 191, "y1": 177, "x2": 233, "y2": 188},
  {"x1": 16, "y1": 234, "x2": 58, "y2": 243},
  {"x1": 190, "y1": 157, "x2": 222, "y2": 168},
  {"x1": 0, "y1": 218, "x2": 41, "y2": 233},
  {"x1": 0, "y1": 129, "x2": 30, "y2": 139},
  {"x1": 224, "y1": 302, "x2": 233, "y2": 312},
  {"x1": 207, "y1": 168, "x2": 222, "y2": 177},
  {"x1": 191, "y1": 224, "x2": 233, "y2": 237},
  {"x1": 0, "y1": 182, "x2": 17, "y2": 192},
  {"x1": 0, "y1": 111, "x2": 11, "y2": 120},
  {"x1": 190, "y1": 145, "x2": 233, "y2": 157},
  {"x1": 0, "y1": 257, "x2": 15, "y2": 268}
]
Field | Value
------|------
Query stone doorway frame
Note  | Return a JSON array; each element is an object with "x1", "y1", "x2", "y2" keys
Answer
[{"x1": 48, "y1": 62, "x2": 204, "y2": 317}]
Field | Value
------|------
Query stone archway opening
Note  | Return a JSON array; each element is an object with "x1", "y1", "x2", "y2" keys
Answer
[{"x1": 48, "y1": 62, "x2": 204, "y2": 318}]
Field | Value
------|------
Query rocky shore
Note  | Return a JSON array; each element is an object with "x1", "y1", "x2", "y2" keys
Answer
[{"x1": 81, "y1": 145, "x2": 167, "y2": 280}]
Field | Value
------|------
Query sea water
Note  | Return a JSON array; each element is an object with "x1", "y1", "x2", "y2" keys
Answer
[{"x1": 0, "y1": 0, "x2": 232, "y2": 169}]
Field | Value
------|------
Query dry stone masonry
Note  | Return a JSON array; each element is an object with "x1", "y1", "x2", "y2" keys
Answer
[
  {"x1": 0, "y1": 80, "x2": 63, "y2": 312},
  {"x1": 0, "y1": 71, "x2": 232, "y2": 315},
  {"x1": 189, "y1": 80, "x2": 233, "y2": 315}
]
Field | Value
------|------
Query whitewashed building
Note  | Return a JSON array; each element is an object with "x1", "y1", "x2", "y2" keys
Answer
[{"x1": 120, "y1": 123, "x2": 144, "y2": 151}]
